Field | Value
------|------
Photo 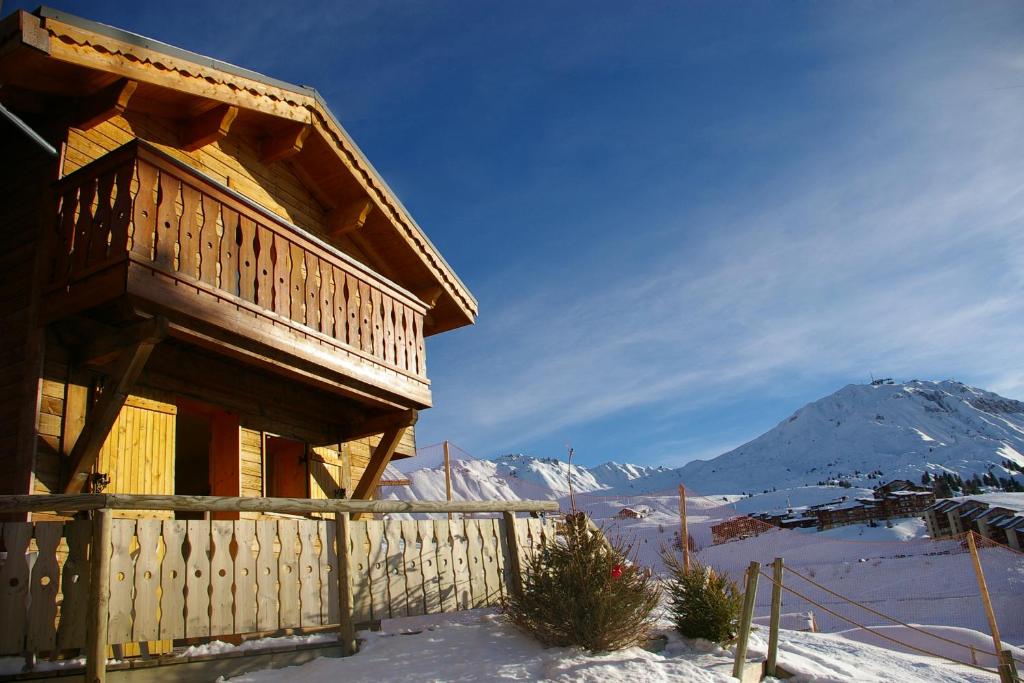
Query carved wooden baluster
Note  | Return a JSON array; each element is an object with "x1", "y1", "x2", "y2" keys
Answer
[
  {"x1": 108, "y1": 160, "x2": 134, "y2": 256},
  {"x1": 358, "y1": 280, "x2": 372, "y2": 352},
  {"x1": 414, "y1": 312, "x2": 426, "y2": 376},
  {"x1": 289, "y1": 243, "x2": 306, "y2": 326},
  {"x1": 51, "y1": 186, "x2": 79, "y2": 285},
  {"x1": 394, "y1": 303, "x2": 407, "y2": 371},
  {"x1": 177, "y1": 184, "x2": 201, "y2": 279},
  {"x1": 332, "y1": 265, "x2": 347, "y2": 343},
  {"x1": 88, "y1": 170, "x2": 115, "y2": 267},
  {"x1": 304, "y1": 250, "x2": 319, "y2": 332},
  {"x1": 345, "y1": 273, "x2": 360, "y2": 348},
  {"x1": 131, "y1": 160, "x2": 158, "y2": 261},
  {"x1": 197, "y1": 195, "x2": 218, "y2": 287},
  {"x1": 320, "y1": 258, "x2": 336, "y2": 339},
  {"x1": 382, "y1": 295, "x2": 395, "y2": 365},
  {"x1": 271, "y1": 232, "x2": 289, "y2": 316},
  {"x1": 238, "y1": 215, "x2": 257, "y2": 303},
  {"x1": 255, "y1": 225, "x2": 273, "y2": 309},
  {"x1": 71, "y1": 175, "x2": 96, "y2": 275},
  {"x1": 219, "y1": 206, "x2": 241, "y2": 296},
  {"x1": 153, "y1": 169, "x2": 181, "y2": 271},
  {"x1": 370, "y1": 289, "x2": 384, "y2": 360}
]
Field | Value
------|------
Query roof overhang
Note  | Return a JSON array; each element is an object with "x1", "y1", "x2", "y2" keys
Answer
[{"x1": 0, "y1": 7, "x2": 477, "y2": 334}]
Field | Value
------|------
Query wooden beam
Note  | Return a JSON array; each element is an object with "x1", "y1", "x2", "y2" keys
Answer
[
  {"x1": 327, "y1": 198, "x2": 374, "y2": 237},
  {"x1": 181, "y1": 104, "x2": 238, "y2": 151},
  {"x1": 415, "y1": 286, "x2": 444, "y2": 309},
  {"x1": 74, "y1": 317, "x2": 169, "y2": 367},
  {"x1": 351, "y1": 425, "x2": 407, "y2": 508},
  {"x1": 260, "y1": 123, "x2": 311, "y2": 164},
  {"x1": 343, "y1": 409, "x2": 417, "y2": 441},
  {"x1": 63, "y1": 332, "x2": 164, "y2": 493},
  {"x1": 74, "y1": 78, "x2": 138, "y2": 131}
]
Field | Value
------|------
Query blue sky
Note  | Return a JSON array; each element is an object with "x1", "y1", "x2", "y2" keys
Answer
[{"x1": 17, "y1": 1, "x2": 1024, "y2": 468}]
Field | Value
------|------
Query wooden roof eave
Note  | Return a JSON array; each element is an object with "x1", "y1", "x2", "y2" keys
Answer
[{"x1": 6, "y1": 7, "x2": 478, "y2": 333}]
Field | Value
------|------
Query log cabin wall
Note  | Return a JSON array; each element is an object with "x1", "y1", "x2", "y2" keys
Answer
[{"x1": 0, "y1": 116, "x2": 54, "y2": 503}]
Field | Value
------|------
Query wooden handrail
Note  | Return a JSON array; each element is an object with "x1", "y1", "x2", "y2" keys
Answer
[{"x1": 0, "y1": 494, "x2": 560, "y2": 515}]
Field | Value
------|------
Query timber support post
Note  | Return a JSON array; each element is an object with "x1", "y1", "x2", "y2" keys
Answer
[
  {"x1": 967, "y1": 532, "x2": 1014, "y2": 683},
  {"x1": 732, "y1": 560, "x2": 760, "y2": 680},
  {"x1": 766, "y1": 557, "x2": 784, "y2": 677},
  {"x1": 443, "y1": 440, "x2": 453, "y2": 521},
  {"x1": 502, "y1": 511, "x2": 523, "y2": 598},
  {"x1": 678, "y1": 484, "x2": 689, "y2": 572},
  {"x1": 334, "y1": 511, "x2": 356, "y2": 655},
  {"x1": 85, "y1": 507, "x2": 111, "y2": 683}
]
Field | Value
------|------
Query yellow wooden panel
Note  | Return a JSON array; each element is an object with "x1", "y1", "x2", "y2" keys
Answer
[{"x1": 96, "y1": 395, "x2": 177, "y2": 519}]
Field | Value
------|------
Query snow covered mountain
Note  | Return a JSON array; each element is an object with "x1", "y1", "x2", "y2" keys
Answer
[
  {"x1": 379, "y1": 454, "x2": 671, "y2": 503},
  {"x1": 384, "y1": 379, "x2": 1024, "y2": 502},
  {"x1": 671, "y1": 379, "x2": 1024, "y2": 493}
]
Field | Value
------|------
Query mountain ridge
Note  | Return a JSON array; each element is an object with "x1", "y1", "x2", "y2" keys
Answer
[{"x1": 385, "y1": 379, "x2": 1024, "y2": 501}]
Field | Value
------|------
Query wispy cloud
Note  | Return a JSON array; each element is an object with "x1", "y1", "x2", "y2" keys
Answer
[{"x1": 420, "y1": 3, "x2": 1024, "y2": 463}]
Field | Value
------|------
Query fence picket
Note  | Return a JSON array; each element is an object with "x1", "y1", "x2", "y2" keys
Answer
[
  {"x1": 132, "y1": 519, "x2": 162, "y2": 643},
  {"x1": 210, "y1": 521, "x2": 234, "y2": 636},
  {"x1": 107, "y1": 519, "x2": 136, "y2": 644},
  {"x1": 384, "y1": 521, "x2": 407, "y2": 617},
  {"x1": 160, "y1": 520, "x2": 187, "y2": 640},
  {"x1": 255, "y1": 521, "x2": 279, "y2": 632},
  {"x1": 278, "y1": 519, "x2": 300, "y2": 628},
  {"x1": 185, "y1": 520, "x2": 211, "y2": 638},
  {"x1": 234, "y1": 520, "x2": 257, "y2": 634},
  {"x1": 27, "y1": 523, "x2": 62, "y2": 653},
  {"x1": 298, "y1": 519, "x2": 321, "y2": 627},
  {"x1": 418, "y1": 521, "x2": 441, "y2": 614},
  {"x1": 57, "y1": 520, "x2": 92, "y2": 650}
]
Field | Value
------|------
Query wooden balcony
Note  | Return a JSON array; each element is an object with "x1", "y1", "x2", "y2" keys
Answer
[{"x1": 42, "y1": 140, "x2": 431, "y2": 409}]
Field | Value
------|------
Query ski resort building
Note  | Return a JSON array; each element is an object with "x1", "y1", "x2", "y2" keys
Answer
[
  {"x1": 0, "y1": 8, "x2": 561, "y2": 680},
  {"x1": 923, "y1": 495, "x2": 1024, "y2": 549}
]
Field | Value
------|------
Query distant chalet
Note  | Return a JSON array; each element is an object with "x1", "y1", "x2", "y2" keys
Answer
[
  {"x1": 711, "y1": 479, "x2": 935, "y2": 544},
  {"x1": 924, "y1": 494, "x2": 1024, "y2": 551}
]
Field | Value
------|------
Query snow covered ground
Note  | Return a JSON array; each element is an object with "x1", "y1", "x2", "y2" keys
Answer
[{"x1": 223, "y1": 608, "x2": 1009, "y2": 683}]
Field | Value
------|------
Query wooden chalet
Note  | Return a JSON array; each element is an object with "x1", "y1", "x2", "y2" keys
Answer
[
  {"x1": 0, "y1": 7, "x2": 479, "y2": 512},
  {"x1": 0, "y1": 10, "x2": 575, "y2": 681}
]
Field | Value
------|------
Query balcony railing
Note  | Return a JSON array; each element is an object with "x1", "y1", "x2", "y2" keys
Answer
[{"x1": 44, "y1": 140, "x2": 429, "y2": 403}]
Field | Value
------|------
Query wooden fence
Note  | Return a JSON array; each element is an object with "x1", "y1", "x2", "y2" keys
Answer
[{"x1": 0, "y1": 495, "x2": 559, "y2": 682}]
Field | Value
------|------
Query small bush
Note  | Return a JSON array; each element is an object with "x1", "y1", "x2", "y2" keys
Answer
[
  {"x1": 505, "y1": 512, "x2": 661, "y2": 652},
  {"x1": 661, "y1": 551, "x2": 742, "y2": 644}
]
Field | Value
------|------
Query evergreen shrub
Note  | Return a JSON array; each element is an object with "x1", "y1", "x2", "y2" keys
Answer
[
  {"x1": 661, "y1": 550, "x2": 742, "y2": 644},
  {"x1": 505, "y1": 512, "x2": 661, "y2": 652}
]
